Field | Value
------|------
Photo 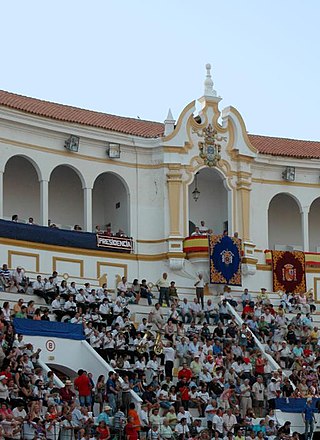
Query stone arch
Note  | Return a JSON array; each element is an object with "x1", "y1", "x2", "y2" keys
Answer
[
  {"x1": 309, "y1": 197, "x2": 320, "y2": 252},
  {"x1": 268, "y1": 193, "x2": 303, "y2": 250},
  {"x1": 48, "y1": 165, "x2": 84, "y2": 229},
  {"x1": 3, "y1": 155, "x2": 41, "y2": 222},
  {"x1": 187, "y1": 167, "x2": 230, "y2": 236},
  {"x1": 92, "y1": 171, "x2": 130, "y2": 235}
]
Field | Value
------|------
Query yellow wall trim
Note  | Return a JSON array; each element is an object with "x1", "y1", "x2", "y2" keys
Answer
[
  {"x1": 252, "y1": 177, "x2": 320, "y2": 188},
  {"x1": 136, "y1": 238, "x2": 167, "y2": 244},
  {"x1": 8, "y1": 250, "x2": 40, "y2": 273},
  {"x1": 52, "y1": 256, "x2": 84, "y2": 278},
  {"x1": 256, "y1": 264, "x2": 271, "y2": 271},
  {"x1": 242, "y1": 257, "x2": 258, "y2": 265},
  {"x1": 0, "y1": 238, "x2": 170, "y2": 261},
  {"x1": 186, "y1": 251, "x2": 209, "y2": 259},
  {"x1": 1, "y1": 137, "x2": 169, "y2": 170},
  {"x1": 97, "y1": 262, "x2": 128, "y2": 279}
]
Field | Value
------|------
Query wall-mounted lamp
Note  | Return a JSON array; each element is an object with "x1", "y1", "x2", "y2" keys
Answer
[{"x1": 192, "y1": 172, "x2": 200, "y2": 202}]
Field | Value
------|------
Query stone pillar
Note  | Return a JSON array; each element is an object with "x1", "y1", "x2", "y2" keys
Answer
[
  {"x1": 83, "y1": 187, "x2": 93, "y2": 232},
  {"x1": 0, "y1": 171, "x2": 3, "y2": 218},
  {"x1": 301, "y1": 207, "x2": 309, "y2": 252},
  {"x1": 237, "y1": 182, "x2": 251, "y2": 242},
  {"x1": 167, "y1": 165, "x2": 183, "y2": 237},
  {"x1": 40, "y1": 180, "x2": 49, "y2": 227}
]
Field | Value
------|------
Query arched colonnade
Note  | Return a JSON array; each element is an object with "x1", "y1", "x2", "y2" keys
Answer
[{"x1": 0, "y1": 155, "x2": 130, "y2": 234}]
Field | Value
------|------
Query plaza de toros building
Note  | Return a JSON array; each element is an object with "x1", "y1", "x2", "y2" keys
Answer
[{"x1": 0, "y1": 65, "x2": 320, "y2": 298}]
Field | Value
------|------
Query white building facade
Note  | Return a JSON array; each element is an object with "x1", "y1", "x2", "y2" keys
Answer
[{"x1": 0, "y1": 65, "x2": 320, "y2": 297}]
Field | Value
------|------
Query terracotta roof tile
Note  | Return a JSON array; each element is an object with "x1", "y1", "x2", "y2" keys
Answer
[
  {"x1": 249, "y1": 134, "x2": 320, "y2": 159},
  {"x1": 1, "y1": 90, "x2": 320, "y2": 158},
  {"x1": 0, "y1": 90, "x2": 165, "y2": 139}
]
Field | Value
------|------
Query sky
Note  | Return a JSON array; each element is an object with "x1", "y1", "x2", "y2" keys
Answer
[{"x1": 1, "y1": 0, "x2": 320, "y2": 140}]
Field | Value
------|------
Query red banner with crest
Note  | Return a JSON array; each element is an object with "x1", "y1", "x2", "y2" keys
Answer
[{"x1": 271, "y1": 250, "x2": 306, "y2": 293}]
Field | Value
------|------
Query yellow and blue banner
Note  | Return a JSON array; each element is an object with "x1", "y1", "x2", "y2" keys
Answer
[{"x1": 209, "y1": 235, "x2": 242, "y2": 286}]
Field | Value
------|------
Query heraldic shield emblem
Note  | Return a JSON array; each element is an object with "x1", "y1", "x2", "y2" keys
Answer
[
  {"x1": 209, "y1": 235, "x2": 242, "y2": 286},
  {"x1": 271, "y1": 250, "x2": 306, "y2": 293},
  {"x1": 193, "y1": 124, "x2": 226, "y2": 167}
]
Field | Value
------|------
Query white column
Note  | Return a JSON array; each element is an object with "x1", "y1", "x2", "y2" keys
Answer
[
  {"x1": 301, "y1": 207, "x2": 309, "y2": 252},
  {"x1": 83, "y1": 187, "x2": 92, "y2": 232},
  {"x1": 0, "y1": 171, "x2": 3, "y2": 218},
  {"x1": 40, "y1": 180, "x2": 49, "y2": 227}
]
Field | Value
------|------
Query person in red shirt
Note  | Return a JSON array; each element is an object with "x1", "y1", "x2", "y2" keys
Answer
[
  {"x1": 59, "y1": 380, "x2": 76, "y2": 405},
  {"x1": 178, "y1": 363, "x2": 192, "y2": 383},
  {"x1": 96, "y1": 420, "x2": 111, "y2": 440},
  {"x1": 125, "y1": 416, "x2": 139, "y2": 440},
  {"x1": 255, "y1": 353, "x2": 266, "y2": 376},
  {"x1": 74, "y1": 369, "x2": 92, "y2": 408},
  {"x1": 241, "y1": 301, "x2": 254, "y2": 319}
]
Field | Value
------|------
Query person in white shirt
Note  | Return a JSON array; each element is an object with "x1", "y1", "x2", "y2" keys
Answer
[
  {"x1": 223, "y1": 408, "x2": 237, "y2": 433},
  {"x1": 99, "y1": 299, "x2": 111, "y2": 319},
  {"x1": 179, "y1": 298, "x2": 192, "y2": 324},
  {"x1": 199, "y1": 220, "x2": 208, "y2": 234},
  {"x1": 137, "y1": 318, "x2": 148, "y2": 334},
  {"x1": 90, "y1": 329, "x2": 103, "y2": 349},
  {"x1": 64, "y1": 296, "x2": 77, "y2": 313},
  {"x1": 175, "y1": 418, "x2": 190, "y2": 437},
  {"x1": 212, "y1": 408, "x2": 224, "y2": 436},
  {"x1": 0, "y1": 376, "x2": 9, "y2": 400},
  {"x1": 32, "y1": 275, "x2": 46, "y2": 299},
  {"x1": 70, "y1": 313, "x2": 83, "y2": 324},
  {"x1": 75, "y1": 289, "x2": 87, "y2": 307},
  {"x1": 163, "y1": 342, "x2": 175, "y2": 380},
  {"x1": 12, "y1": 402, "x2": 27, "y2": 422},
  {"x1": 252, "y1": 376, "x2": 265, "y2": 417},
  {"x1": 191, "y1": 226, "x2": 201, "y2": 236},
  {"x1": 267, "y1": 379, "x2": 278, "y2": 410},
  {"x1": 204, "y1": 299, "x2": 219, "y2": 325},
  {"x1": 69, "y1": 282, "x2": 78, "y2": 296},
  {"x1": 117, "y1": 276, "x2": 130, "y2": 296},
  {"x1": 189, "y1": 298, "x2": 205, "y2": 324},
  {"x1": 87, "y1": 290, "x2": 98, "y2": 305},
  {"x1": 44, "y1": 276, "x2": 57, "y2": 304},
  {"x1": 160, "y1": 419, "x2": 173, "y2": 439},
  {"x1": 194, "y1": 273, "x2": 205, "y2": 308},
  {"x1": 12, "y1": 266, "x2": 26, "y2": 293},
  {"x1": 177, "y1": 407, "x2": 192, "y2": 424},
  {"x1": 156, "y1": 272, "x2": 170, "y2": 307}
]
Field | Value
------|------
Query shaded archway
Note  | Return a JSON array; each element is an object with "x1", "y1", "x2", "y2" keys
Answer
[
  {"x1": 3, "y1": 156, "x2": 40, "y2": 222},
  {"x1": 188, "y1": 168, "x2": 229, "y2": 235},
  {"x1": 309, "y1": 197, "x2": 320, "y2": 252},
  {"x1": 49, "y1": 165, "x2": 83, "y2": 228},
  {"x1": 92, "y1": 172, "x2": 129, "y2": 235},
  {"x1": 268, "y1": 193, "x2": 302, "y2": 250}
]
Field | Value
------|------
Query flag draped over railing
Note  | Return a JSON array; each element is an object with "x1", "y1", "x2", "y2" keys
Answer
[{"x1": 209, "y1": 235, "x2": 242, "y2": 286}]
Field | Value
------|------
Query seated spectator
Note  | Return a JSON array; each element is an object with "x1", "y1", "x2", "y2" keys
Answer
[
  {"x1": 191, "y1": 226, "x2": 201, "y2": 236},
  {"x1": 115, "y1": 228, "x2": 127, "y2": 237},
  {"x1": 32, "y1": 275, "x2": 46, "y2": 301},
  {"x1": 12, "y1": 267, "x2": 27, "y2": 293},
  {"x1": 105, "y1": 224, "x2": 113, "y2": 237},
  {"x1": 0, "y1": 264, "x2": 12, "y2": 291}
]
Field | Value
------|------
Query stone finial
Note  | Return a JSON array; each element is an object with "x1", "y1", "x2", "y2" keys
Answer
[
  {"x1": 204, "y1": 63, "x2": 217, "y2": 97},
  {"x1": 164, "y1": 108, "x2": 175, "y2": 136}
]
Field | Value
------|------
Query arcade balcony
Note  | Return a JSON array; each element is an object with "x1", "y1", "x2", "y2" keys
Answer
[{"x1": 0, "y1": 219, "x2": 133, "y2": 254}]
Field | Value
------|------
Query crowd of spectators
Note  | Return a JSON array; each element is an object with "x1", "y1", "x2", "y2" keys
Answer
[
  {"x1": 0, "y1": 261, "x2": 318, "y2": 439},
  {"x1": 10, "y1": 214, "x2": 128, "y2": 237}
]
